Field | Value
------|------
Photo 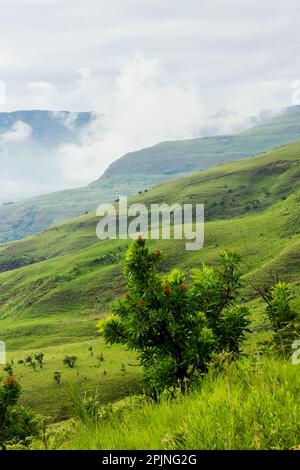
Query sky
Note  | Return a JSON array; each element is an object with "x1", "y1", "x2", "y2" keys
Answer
[{"x1": 1, "y1": 0, "x2": 300, "y2": 188}]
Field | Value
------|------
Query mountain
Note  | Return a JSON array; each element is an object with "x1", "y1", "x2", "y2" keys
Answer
[
  {"x1": 0, "y1": 110, "x2": 94, "y2": 201},
  {"x1": 1, "y1": 106, "x2": 300, "y2": 244}
]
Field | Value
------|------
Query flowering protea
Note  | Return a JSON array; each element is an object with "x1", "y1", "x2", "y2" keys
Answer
[
  {"x1": 136, "y1": 235, "x2": 145, "y2": 246},
  {"x1": 163, "y1": 285, "x2": 171, "y2": 296}
]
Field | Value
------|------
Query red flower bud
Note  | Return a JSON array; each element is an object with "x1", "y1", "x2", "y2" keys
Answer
[
  {"x1": 179, "y1": 284, "x2": 185, "y2": 292},
  {"x1": 163, "y1": 286, "x2": 171, "y2": 296},
  {"x1": 135, "y1": 235, "x2": 145, "y2": 246},
  {"x1": 154, "y1": 248, "x2": 161, "y2": 257}
]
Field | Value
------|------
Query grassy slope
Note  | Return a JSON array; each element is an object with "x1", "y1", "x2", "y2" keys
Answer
[
  {"x1": 51, "y1": 358, "x2": 300, "y2": 450},
  {"x1": 1, "y1": 107, "x2": 300, "y2": 243},
  {"x1": 1, "y1": 141, "x2": 300, "y2": 418}
]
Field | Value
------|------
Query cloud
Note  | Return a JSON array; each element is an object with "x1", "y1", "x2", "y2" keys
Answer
[
  {"x1": 28, "y1": 81, "x2": 58, "y2": 108},
  {"x1": 0, "y1": 0, "x2": 300, "y2": 194},
  {"x1": 51, "y1": 111, "x2": 80, "y2": 131},
  {"x1": 0, "y1": 121, "x2": 32, "y2": 144},
  {"x1": 57, "y1": 54, "x2": 293, "y2": 186},
  {"x1": 57, "y1": 55, "x2": 205, "y2": 185},
  {"x1": 0, "y1": 0, "x2": 299, "y2": 114}
]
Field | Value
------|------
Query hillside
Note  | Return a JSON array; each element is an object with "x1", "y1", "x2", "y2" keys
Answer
[
  {"x1": 51, "y1": 358, "x2": 300, "y2": 450},
  {"x1": 0, "y1": 141, "x2": 300, "y2": 418},
  {"x1": 1, "y1": 106, "x2": 300, "y2": 243},
  {"x1": 100, "y1": 105, "x2": 300, "y2": 178}
]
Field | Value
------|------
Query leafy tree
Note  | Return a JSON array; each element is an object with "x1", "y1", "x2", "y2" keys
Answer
[
  {"x1": 29, "y1": 361, "x2": 37, "y2": 372},
  {"x1": 63, "y1": 355, "x2": 77, "y2": 368},
  {"x1": 3, "y1": 363, "x2": 13, "y2": 376},
  {"x1": 53, "y1": 371, "x2": 61, "y2": 385},
  {"x1": 98, "y1": 238, "x2": 250, "y2": 396},
  {"x1": 34, "y1": 353, "x2": 45, "y2": 369},
  {"x1": 260, "y1": 282, "x2": 299, "y2": 356},
  {"x1": 25, "y1": 355, "x2": 33, "y2": 365},
  {"x1": 0, "y1": 376, "x2": 41, "y2": 449}
]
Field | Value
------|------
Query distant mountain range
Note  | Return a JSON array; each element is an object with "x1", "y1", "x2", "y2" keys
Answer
[
  {"x1": 0, "y1": 110, "x2": 94, "y2": 201},
  {"x1": 0, "y1": 105, "x2": 300, "y2": 244}
]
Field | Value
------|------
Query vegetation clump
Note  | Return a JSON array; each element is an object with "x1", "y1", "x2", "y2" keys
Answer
[{"x1": 98, "y1": 238, "x2": 250, "y2": 396}]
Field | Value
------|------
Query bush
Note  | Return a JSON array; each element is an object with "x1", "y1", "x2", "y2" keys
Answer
[
  {"x1": 0, "y1": 376, "x2": 42, "y2": 448},
  {"x1": 63, "y1": 356, "x2": 77, "y2": 368},
  {"x1": 98, "y1": 238, "x2": 250, "y2": 396},
  {"x1": 260, "y1": 282, "x2": 299, "y2": 357}
]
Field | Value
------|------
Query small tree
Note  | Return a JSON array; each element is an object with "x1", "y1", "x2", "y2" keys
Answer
[
  {"x1": 34, "y1": 353, "x2": 45, "y2": 369},
  {"x1": 98, "y1": 238, "x2": 250, "y2": 396},
  {"x1": 63, "y1": 356, "x2": 77, "y2": 368},
  {"x1": 3, "y1": 363, "x2": 14, "y2": 376},
  {"x1": 25, "y1": 355, "x2": 33, "y2": 366},
  {"x1": 0, "y1": 376, "x2": 41, "y2": 448},
  {"x1": 29, "y1": 361, "x2": 38, "y2": 372},
  {"x1": 260, "y1": 282, "x2": 299, "y2": 356},
  {"x1": 53, "y1": 371, "x2": 61, "y2": 385}
]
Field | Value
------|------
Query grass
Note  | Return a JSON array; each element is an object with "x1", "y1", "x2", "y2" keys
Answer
[
  {"x1": 0, "y1": 141, "x2": 300, "y2": 419},
  {"x1": 37, "y1": 357, "x2": 300, "y2": 450}
]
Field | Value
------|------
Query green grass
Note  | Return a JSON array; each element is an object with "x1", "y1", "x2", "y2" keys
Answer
[
  {"x1": 38, "y1": 357, "x2": 300, "y2": 450},
  {"x1": 0, "y1": 141, "x2": 300, "y2": 419},
  {"x1": 1, "y1": 339, "x2": 142, "y2": 421}
]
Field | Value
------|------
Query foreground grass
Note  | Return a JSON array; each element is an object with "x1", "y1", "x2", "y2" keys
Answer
[{"x1": 45, "y1": 358, "x2": 300, "y2": 450}]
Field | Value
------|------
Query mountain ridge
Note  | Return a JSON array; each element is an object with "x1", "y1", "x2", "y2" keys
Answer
[{"x1": 1, "y1": 106, "x2": 300, "y2": 244}]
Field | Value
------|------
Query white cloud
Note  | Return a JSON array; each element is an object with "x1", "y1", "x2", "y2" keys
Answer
[
  {"x1": 27, "y1": 81, "x2": 58, "y2": 108},
  {"x1": 0, "y1": 121, "x2": 32, "y2": 144},
  {"x1": 0, "y1": 0, "x2": 300, "y2": 195},
  {"x1": 58, "y1": 55, "x2": 205, "y2": 185},
  {"x1": 0, "y1": 0, "x2": 299, "y2": 114}
]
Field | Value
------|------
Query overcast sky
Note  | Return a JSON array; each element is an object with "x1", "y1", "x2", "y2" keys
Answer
[
  {"x1": 1, "y1": 0, "x2": 299, "y2": 113},
  {"x1": 1, "y1": 0, "x2": 300, "y2": 188}
]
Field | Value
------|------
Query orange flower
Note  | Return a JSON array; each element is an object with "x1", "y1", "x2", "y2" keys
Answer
[
  {"x1": 136, "y1": 235, "x2": 145, "y2": 246},
  {"x1": 163, "y1": 286, "x2": 171, "y2": 296},
  {"x1": 4, "y1": 375, "x2": 19, "y2": 386}
]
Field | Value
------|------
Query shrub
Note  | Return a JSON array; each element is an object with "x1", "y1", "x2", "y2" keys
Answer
[
  {"x1": 63, "y1": 356, "x2": 77, "y2": 368},
  {"x1": 260, "y1": 282, "x2": 299, "y2": 357},
  {"x1": 53, "y1": 371, "x2": 61, "y2": 385},
  {"x1": 98, "y1": 238, "x2": 250, "y2": 397},
  {"x1": 0, "y1": 376, "x2": 42, "y2": 449},
  {"x1": 34, "y1": 353, "x2": 45, "y2": 369}
]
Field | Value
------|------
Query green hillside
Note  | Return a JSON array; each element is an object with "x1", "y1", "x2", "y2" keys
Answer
[
  {"x1": 0, "y1": 141, "x2": 300, "y2": 419},
  {"x1": 1, "y1": 106, "x2": 300, "y2": 244},
  {"x1": 50, "y1": 358, "x2": 300, "y2": 450}
]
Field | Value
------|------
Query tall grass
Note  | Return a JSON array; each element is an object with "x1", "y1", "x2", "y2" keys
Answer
[{"x1": 54, "y1": 357, "x2": 300, "y2": 450}]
